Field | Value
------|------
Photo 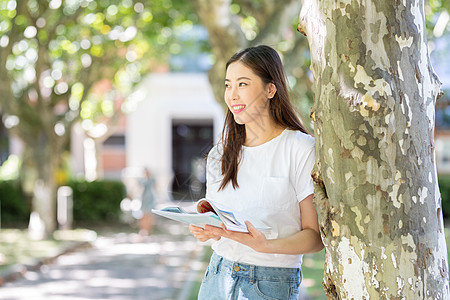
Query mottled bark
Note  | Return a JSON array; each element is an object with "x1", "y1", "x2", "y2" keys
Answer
[{"x1": 299, "y1": 0, "x2": 449, "y2": 299}]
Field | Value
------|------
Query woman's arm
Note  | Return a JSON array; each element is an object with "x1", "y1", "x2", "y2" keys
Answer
[
  {"x1": 202, "y1": 194, "x2": 324, "y2": 255},
  {"x1": 262, "y1": 194, "x2": 324, "y2": 254}
]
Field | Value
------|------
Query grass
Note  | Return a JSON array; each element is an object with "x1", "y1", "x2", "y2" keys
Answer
[
  {"x1": 302, "y1": 249, "x2": 327, "y2": 299},
  {"x1": 0, "y1": 229, "x2": 64, "y2": 272},
  {"x1": 0, "y1": 227, "x2": 96, "y2": 275}
]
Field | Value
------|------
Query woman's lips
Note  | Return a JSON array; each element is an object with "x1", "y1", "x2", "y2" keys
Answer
[{"x1": 232, "y1": 104, "x2": 246, "y2": 113}]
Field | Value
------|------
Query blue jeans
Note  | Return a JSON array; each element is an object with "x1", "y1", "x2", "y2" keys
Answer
[{"x1": 198, "y1": 252, "x2": 302, "y2": 300}]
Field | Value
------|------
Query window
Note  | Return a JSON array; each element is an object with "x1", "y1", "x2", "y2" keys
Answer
[
  {"x1": 103, "y1": 135, "x2": 125, "y2": 148},
  {"x1": 171, "y1": 119, "x2": 214, "y2": 200}
]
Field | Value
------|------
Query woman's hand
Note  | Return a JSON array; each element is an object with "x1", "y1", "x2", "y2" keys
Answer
[
  {"x1": 189, "y1": 224, "x2": 221, "y2": 242},
  {"x1": 191, "y1": 195, "x2": 323, "y2": 255},
  {"x1": 203, "y1": 221, "x2": 270, "y2": 253}
]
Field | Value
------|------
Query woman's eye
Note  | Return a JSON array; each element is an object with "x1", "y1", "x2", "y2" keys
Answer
[
  {"x1": 239, "y1": 82, "x2": 247, "y2": 87},
  {"x1": 225, "y1": 83, "x2": 230, "y2": 88}
]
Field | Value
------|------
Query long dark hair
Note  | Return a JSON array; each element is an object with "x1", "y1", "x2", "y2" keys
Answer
[{"x1": 219, "y1": 45, "x2": 309, "y2": 190}]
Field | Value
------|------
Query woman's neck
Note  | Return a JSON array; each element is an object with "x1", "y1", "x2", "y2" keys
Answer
[{"x1": 244, "y1": 121, "x2": 285, "y2": 147}]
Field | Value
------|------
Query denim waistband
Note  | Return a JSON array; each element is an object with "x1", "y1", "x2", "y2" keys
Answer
[{"x1": 210, "y1": 252, "x2": 301, "y2": 284}]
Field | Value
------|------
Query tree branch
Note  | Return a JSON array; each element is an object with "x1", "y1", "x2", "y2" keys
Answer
[
  {"x1": 251, "y1": 0, "x2": 300, "y2": 46},
  {"x1": 233, "y1": 0, "x2": 271, "y2": 25},
  {"x1": 193, "y1": 0, "x2": 246, "y2": 58},
  {"x1": 0, "y1": 0, "x2": 28, "y2": 114}
]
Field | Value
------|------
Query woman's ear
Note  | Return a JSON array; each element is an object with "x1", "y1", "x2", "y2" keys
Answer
[{"x1": 267, "y1": 82, "x2": 277, "y2": 99}]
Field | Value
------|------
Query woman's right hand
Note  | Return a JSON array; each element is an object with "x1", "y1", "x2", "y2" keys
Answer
[{"x1": 189, "y1": 224, "x2": 221, "y2": 242}]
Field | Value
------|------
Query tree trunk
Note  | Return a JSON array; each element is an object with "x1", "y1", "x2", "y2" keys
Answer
[
  {"x1": 17, "y1": 110, "x2": 68, "y2": 236},
  {"x1": 22, "y1": 136, "x2": 60, "y2": 236},
  {"x1": 299, "y1": 0, "x2": 449, "y2": 298}
]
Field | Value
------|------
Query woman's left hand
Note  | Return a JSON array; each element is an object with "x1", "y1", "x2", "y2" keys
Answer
[{"x1": 203, "y1": 221, "x2": 270, "y2": 253}]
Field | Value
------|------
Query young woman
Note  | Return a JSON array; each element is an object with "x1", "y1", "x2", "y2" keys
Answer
[
  {"x1": 189, "y1": 45, "x2": 324, "y2": 300},
  {"x1": 138, "y1": 167, "x2": 157, "y2": 236}
]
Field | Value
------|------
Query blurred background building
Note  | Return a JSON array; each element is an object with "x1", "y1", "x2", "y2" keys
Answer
[{"x1": 71, "y1": 72, "x2": 224, "y2": 202}]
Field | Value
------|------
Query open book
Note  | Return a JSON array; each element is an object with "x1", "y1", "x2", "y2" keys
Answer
[{"x1": 152, "y1": 198, "x2": 271, "y2": 233}]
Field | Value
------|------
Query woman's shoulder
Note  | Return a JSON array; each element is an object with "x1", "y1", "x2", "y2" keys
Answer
[
  {"x1": 284, "y1": 129, "x2": 315, "y2": 149},
  {"x1": 207, "y1": 143, "x2": 223, "y2": 161},
  {"x1": 283, "y1": 130, "x2": 315, "y2": 165}
]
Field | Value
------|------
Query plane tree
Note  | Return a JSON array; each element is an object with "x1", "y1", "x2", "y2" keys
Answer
[
  {"x1": 0, "y1": 0, "x2": 196, "y2": 234},
  {"x1": 299, "y1": 0, "x2": 449, "y2": 298}
]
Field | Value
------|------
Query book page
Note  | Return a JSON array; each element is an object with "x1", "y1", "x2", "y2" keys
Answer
[
  {"x1": 153, "y1": 199, "x2": 272, "y2": 233},
  {"x1": 151, "y1": 209, "x2": 223, "y2": 228},
  {"x1": 196, "y1": 199, "x2": 215, "y2": 214},
  {"x1": 206, "y1": 199, "x2": 272, "y2": 233}
]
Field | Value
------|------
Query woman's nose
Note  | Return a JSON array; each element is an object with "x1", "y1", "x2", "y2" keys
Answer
[{"x1": 230, "y1": 86, "x2": 238, "y2": 100}]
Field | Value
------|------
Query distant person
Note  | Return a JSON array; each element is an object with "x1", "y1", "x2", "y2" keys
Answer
[
  {"x1": 138, "y1": 168, "x2": 157, "y2": 236},
  {"x1": 189, "y1": 45, "x2": 324, "y2": 299}
]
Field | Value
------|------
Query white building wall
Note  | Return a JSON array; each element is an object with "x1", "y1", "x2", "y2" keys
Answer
[
  {"x1": 9, "y1": 135, "x2": 23, "y2": 156},
  {"x1": 436, "y1": 136, "x2": 450, "y2": 174},
  {"x1": 70, "y1": 123, "x2": 86, "y2": 178}
]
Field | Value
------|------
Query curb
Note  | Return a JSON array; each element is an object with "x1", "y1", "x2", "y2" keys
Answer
[{"x1": 0, "y1": 241, "x2": 93, "y2": 287}]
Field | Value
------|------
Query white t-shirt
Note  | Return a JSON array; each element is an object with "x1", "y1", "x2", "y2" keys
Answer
[{"x1": 205, "y1": 129, "x2": 315, "y2": 268}]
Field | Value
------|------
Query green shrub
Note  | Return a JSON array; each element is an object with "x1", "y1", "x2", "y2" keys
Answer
[
  {"x1": 0, "y1": 180, "x2": 29, "y2": 223},
  {"x1": 439, "y1": 176, "x2": 450, "y2": 219},
  {"x1": 68, "y1": 180, "x2": 126, "y2": 222}
]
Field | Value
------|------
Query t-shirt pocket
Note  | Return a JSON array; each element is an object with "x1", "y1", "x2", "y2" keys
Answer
[{"x1": 259, "y1": 177, "x2": 294, "y2": 210}]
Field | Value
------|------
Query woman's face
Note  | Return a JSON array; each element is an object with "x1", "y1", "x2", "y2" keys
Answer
[{"x1": 224, "y1": 62, "x2": 276, "y2": 126}]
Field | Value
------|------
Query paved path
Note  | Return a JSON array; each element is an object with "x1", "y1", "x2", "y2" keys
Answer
[{"x1": 0, "y1": 222, "x2": 207, "y2": 300}]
